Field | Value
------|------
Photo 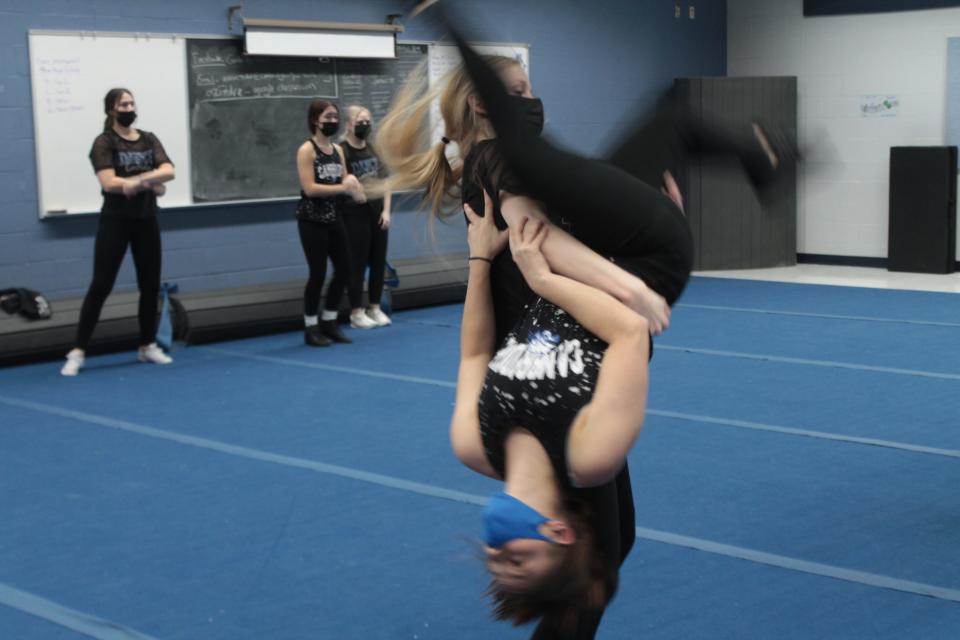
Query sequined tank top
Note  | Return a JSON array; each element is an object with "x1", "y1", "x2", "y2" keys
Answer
[{"x1": 478, "y1": 297, "x2": 607, "y2": 488}]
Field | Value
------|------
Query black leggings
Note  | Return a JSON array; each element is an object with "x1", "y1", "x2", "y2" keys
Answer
[
  {"x1": 76, "y1": 215, "x2": 161, "y2": 350},
  {"x1": 298, "y1": 218, "x2": 351, "y2": 316},
  {"x1": 343, "y1": 206, "x2": 389, "y2": 309}
]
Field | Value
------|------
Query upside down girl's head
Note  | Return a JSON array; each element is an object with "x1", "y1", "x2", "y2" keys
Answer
[{"x1": 482, "y1": 492, "x2": 613, "y2": 630}]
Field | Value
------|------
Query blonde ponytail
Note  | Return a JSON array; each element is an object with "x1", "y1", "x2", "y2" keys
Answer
[{"x1": 375, "y1": 55, "x2": 522, "y2": 222}]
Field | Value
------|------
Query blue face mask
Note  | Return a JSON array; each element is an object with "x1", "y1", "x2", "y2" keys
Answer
[{"x1": 483, "y1": 492, "x2": 555, "y2": 548}]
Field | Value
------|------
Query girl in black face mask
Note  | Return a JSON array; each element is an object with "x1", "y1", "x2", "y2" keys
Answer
[
  {"x1": 61, "y1": 87, "x2": 177, "y2": 376},
  {"x1": 295, "y1": 99, "x2": 366, "y2": 347},
  {"x1": 339, "y1": 105, "x2": 393, "y2": 329}
]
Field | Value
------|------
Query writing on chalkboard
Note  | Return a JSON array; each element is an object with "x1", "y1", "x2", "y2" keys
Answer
[
  {"x1": 188, "y1": 41, "x2": 337, "y2": 101},
  {"x1": 186, "y1": 39, "x2": 428, "y2": 203},
  {"x1": 190, "y1": 50, "x2": 245, "y2": 67}
]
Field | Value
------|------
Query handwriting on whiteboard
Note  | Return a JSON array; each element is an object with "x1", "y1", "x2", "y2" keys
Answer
[{"x1": 36, "y1": 57, "x2": 85, "y2": 114}]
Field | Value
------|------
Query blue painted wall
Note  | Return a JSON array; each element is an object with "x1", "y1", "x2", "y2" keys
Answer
[{"x1": 0, "y1": 0, "x2": 726, "y2": 299}]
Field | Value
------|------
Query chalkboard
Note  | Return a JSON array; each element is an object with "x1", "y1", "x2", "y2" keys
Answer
[{"x1": 187, "y1": 39, "x2": 428, "y2": 203}]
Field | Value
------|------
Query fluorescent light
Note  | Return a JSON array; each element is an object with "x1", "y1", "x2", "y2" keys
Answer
[{"x1": 243, "y1": 18, "x2": 401, "y2": 58}]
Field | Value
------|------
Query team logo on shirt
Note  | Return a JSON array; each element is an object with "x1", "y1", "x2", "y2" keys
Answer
[
  {"x1": 528, "y1": 329, "x2": 560, "y2": 353},
  {"x1": 316, "y1": 162, "x2": 343, "y2": 182},
  {"x1": 118, "y1": 150, "x2": 155, "y2": 173},
  {"x1": 349, "y1": 157, "x2": 379, "y2": 179},
  {"x1": 488, "y1": 331, "x2": 584, "y2": 381}
]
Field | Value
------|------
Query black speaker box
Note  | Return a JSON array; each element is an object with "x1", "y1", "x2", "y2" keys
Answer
[{"x1": 888, "y1": 146, "x2": 957, "y2": 274}]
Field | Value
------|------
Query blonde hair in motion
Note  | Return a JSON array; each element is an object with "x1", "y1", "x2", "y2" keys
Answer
[{"x1": 375, "y1": 55, "x2": 523, "y2": 221}]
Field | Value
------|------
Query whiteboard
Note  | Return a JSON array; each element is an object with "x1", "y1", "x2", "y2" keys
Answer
[{"x1": 28, "y1": 31, "x2": 192, "y2": 217}]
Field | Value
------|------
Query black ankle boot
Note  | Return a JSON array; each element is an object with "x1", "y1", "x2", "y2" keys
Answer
[
  {"x1": 320, "y1": 319, "x2": 352, "y2": 344},
  {"x1": 304, "y1": 326, "x2": 332, "y2": 347}
]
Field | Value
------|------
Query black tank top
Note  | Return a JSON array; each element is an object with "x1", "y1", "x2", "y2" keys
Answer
[
  {"x1": 297, "y1": 140, "x2": 343, "y2": 223},
  {"x1": 478, "y1": 297, "x2": 607, "y2": 488},
  {"x1": 341, "y1": 142, "x2": 383, "y2": 216}
]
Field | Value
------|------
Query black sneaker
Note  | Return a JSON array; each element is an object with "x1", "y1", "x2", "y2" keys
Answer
[
  {"x1": 305, "y1": 327, "x2": 332, "y2": 347},
  {"x1": 320, "y1": 319, "x2": 353, "y2": 344}
]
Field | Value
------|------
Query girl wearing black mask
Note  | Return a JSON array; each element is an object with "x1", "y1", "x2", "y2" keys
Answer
[
  {"x1": 340, "y1": 105, "x2": 393, "y2": 329},
  {"x1": 61, "y1": 87, "x2": 176, "y2": 376},
  {"x1": 295, "y1": 99, "x2": 365, "y2": 347}
]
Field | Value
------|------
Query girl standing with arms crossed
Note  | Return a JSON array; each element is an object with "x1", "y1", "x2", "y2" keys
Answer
[{"x1": 62, "y1": 88, "x2": 176, "y2": 376}]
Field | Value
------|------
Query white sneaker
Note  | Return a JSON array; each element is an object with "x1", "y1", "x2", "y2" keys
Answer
[
  {"x1": 60, "y1": 349, "x2": 85, "y2": 376},
  {"x1": 138, "y1": 343, "x2": 173, "y2": 365},
  {"x1": 366, "y1": 307, "x2": 392, "y2": 326},
  {"x1": 350, "y1": 310, "x2": 378, "y2": 329}
]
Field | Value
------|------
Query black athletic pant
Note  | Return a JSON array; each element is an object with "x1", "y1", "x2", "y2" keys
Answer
[
  {"x1": 298, "y1": 218, "x2": 352, "y2": 316},
  {"x1": 343, "y1": 206, "x2": 388, "y2": 309},
  {"x1": 76, "y1": 215, "x2": 161, "y2": 350},
  {"x1": 604, "y1": 92, "x2": 776, "y2": 198}
]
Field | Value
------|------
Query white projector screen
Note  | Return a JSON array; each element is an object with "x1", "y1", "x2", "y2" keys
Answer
[{"x1": 245, "y1": 27, "x2": 396, "y2": 59}]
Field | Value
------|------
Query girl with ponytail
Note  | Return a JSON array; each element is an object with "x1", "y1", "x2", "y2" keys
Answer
[{"x1": 61, "y1": 88, "x2": 176, "y2": 376}]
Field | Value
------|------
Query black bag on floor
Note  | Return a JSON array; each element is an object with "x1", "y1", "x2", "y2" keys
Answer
[{"x1": 0, "y1": 288, "x2": 52, "y2": 320}]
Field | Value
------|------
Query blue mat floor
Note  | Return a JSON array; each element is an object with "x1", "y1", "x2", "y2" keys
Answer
[{"x1": 2, "y1": 276, "x2": 960, "y2": 639}]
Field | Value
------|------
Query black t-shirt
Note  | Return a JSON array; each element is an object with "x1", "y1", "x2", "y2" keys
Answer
[
  {"x1": 461, "y1": 139, "x2": 533, "y2": 345},
  {"x1": 297, "y1": 140, "x2": 344, "y2": 223},
  {"x1": 89, "y1": 129, "x2": 172, "y2": 218},
  {"x1": 341, "y1": 141, "x2": 385, "y2": 216}
]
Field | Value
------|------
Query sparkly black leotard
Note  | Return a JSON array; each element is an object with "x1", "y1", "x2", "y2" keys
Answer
[{"x1": 478, "y1": 297, "x2": 607, "y2": 488}]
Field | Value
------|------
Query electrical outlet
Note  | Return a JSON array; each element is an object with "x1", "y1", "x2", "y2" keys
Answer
[
  {"x1": 675, "y1": 3, "x2": 681, "y2": 18},
  {"x1": 689, "y1": 5, "x2": 695, "y2": 19}
]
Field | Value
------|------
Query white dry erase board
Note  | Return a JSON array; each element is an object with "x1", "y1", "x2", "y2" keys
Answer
[
  {"x1": 28, "y1": 31, "x2": 528, "y2": 217},
  {"x1": 29, "y1": 31, "x2": 193, "y2": 217}
]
